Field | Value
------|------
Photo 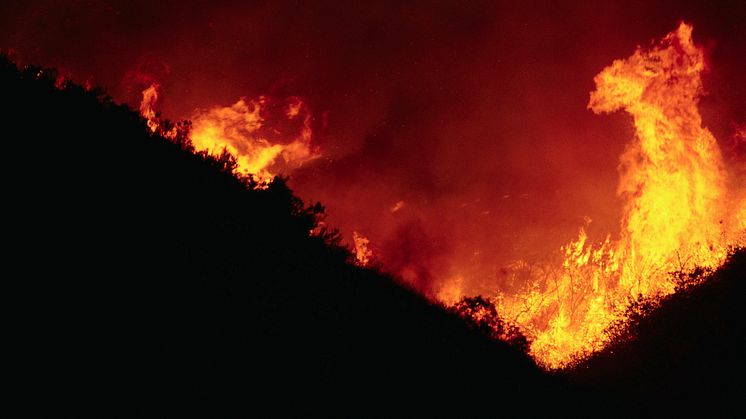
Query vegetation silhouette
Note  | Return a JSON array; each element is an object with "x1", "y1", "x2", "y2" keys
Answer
[
  {"x1": 3, "y1": 54, "x2": 743, "y2": 417},
  {"x1": 1, "y1": 55, "x2": 560, "y2": 416}
]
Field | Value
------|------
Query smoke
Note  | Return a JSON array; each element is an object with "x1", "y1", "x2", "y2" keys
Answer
[{"x1": 2, "y1": 1, "x2": 744, "y2": 295}]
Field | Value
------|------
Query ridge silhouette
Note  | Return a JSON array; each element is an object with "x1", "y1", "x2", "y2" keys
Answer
[{"x1": 1, "y1": 56, "x2": 554, "y2": 416}]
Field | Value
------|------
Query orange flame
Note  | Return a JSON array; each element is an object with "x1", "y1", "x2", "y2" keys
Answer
[
  {"x1": 139, "y1": 85, "x2": 319, "y2": 184},
  {"x1": 353, "y1": 231, "x2": 374, "y2": 266},
  {"x1": 140, "y1": 83, "x2": 160, "y2": 133},
  {"x1": 449, "y1": 23, "x2": 744, "y2": 368},
  {"x1": 590, "y1": 22, "x2": 730, "y2": 293},
  {"x1": 190, "y1": 96, "x2": 318, "y2": 183}
]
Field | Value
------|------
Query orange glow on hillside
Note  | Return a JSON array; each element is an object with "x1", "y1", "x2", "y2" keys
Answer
[
  {"x1": 190, "y1": 96, "x2": 318, "y2": 183},
  {"x1": 442, "y1": 23, "x2": 745, "y2": 368},
  {"x1": 133, "y1": 23, "x2": 743, "y2": 368},
  {"x1": 140, "y1": 87, "x2": 319, "y2": 184}
]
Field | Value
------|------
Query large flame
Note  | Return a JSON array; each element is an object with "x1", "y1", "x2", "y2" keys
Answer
[
  {"x1": 140, "y1": 85, "x2": 319, "y2": 183},
  {"x1": 590, "y1": 22, "x2": 728, "y2": 291},
  {"x1": 190, "y1": 96, "x2": 318, "y2": 183},
  {"x1": 446, "y1": 23, "x2": 744, "y2": 368}
]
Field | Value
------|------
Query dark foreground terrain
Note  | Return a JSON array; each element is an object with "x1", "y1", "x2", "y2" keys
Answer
[{"x1": 3, "y1": 56, "x2": 744, "y2": 417}]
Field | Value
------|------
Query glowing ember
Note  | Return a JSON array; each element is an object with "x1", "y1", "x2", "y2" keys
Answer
[
  {"x1": 391, "y1": 201, "x2": 405, "y2": 213},
  {"x1": 452, "y1": 23, "x2": 745, "y2": 368}
]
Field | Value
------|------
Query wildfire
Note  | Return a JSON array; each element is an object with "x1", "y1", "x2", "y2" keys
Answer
[
  {"x1": 132, "y1": 23, "x2": 743, "y2": 368},
  {"x1": 140, "y1": 83, "x2": 160, "y2": 133},
  {"x1": 590, "y1": 22, "x2": 729, "y2": 290},
  {"x1": 454, "y1": 23, "x2": 744, "y2": 368},
  {"x1": 139, "y1": 84, "x2": 319, "y2": 184},
  {"x1": 190, "y1": 97, "x2": 318, "y2": 183}
]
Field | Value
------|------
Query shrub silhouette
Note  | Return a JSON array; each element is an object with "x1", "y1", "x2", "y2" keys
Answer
[
  {"x1": 453, "y1": 296, "x2": 529, "y2": 353},
  {"x1": 565, "y1": 249, "x2": 746, "y2": 418}
]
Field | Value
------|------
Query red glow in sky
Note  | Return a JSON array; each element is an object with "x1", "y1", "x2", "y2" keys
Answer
[{"x1": 2, "y1": 0, "x2": 744, "y2": 295}]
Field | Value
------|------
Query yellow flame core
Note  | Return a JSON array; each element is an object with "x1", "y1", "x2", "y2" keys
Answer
[
  {"x1": 139, "y1": 85, "x2": 319, "y2": 184},
  {"x1": 190, "y1": 97, "x2": 318, "y2": 183},
  {"x1": 466, "y1": 23, "x2": 744, "y2": 368},
  {"x1": 590, "y1": 23, "x2": 728, "y2": 292}
]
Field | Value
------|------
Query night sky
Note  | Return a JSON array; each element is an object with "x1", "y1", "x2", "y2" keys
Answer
[{"x1": 3, "y1": 0, "x2": 744, "y2": 292}]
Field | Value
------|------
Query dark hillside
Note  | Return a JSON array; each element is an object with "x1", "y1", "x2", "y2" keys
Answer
[
  {"x1": 1, "y1": 56, "x2": 560, "y2": 415},
  {"x1": 565, "y1": 249, "x2": 746, "y2": 418}
]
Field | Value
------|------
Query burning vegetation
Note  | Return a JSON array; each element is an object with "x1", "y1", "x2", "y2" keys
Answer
[
  {"x1": 131, "y1": 22, "x2": 743, "y2": 368},
  {"x1": 443, "y1": 23, "x2": 746, "y2": 367},
  {"x1": 139, "y1": 84, "x2": 319, "y2": 184},
  {"x1": 2, "y1": 14, "x2": 745, "y2": 412}
]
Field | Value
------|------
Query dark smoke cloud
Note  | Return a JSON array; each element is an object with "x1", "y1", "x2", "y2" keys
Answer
[{"x1": 2, "y1": 0, "x2": 744, "y2": 293}]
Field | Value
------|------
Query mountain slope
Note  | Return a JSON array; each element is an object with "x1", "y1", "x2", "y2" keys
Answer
[
  {"x1": 565, "y1": 249, "x2": 746, "y2": 417},
  {"x1": 1, "y1": 56, "x2": 558, "y2": 415}
]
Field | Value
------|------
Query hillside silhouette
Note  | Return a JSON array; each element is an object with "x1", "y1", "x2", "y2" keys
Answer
[
  {"x1": 564, "y1": 250, "x2": 746, "y2": 418},
  {"x1": 1, "y1": 56, "x2": 562, "y2": 416},
  {"x1": 3, "y1": 55, "x2": 744, "y2": 417}
]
